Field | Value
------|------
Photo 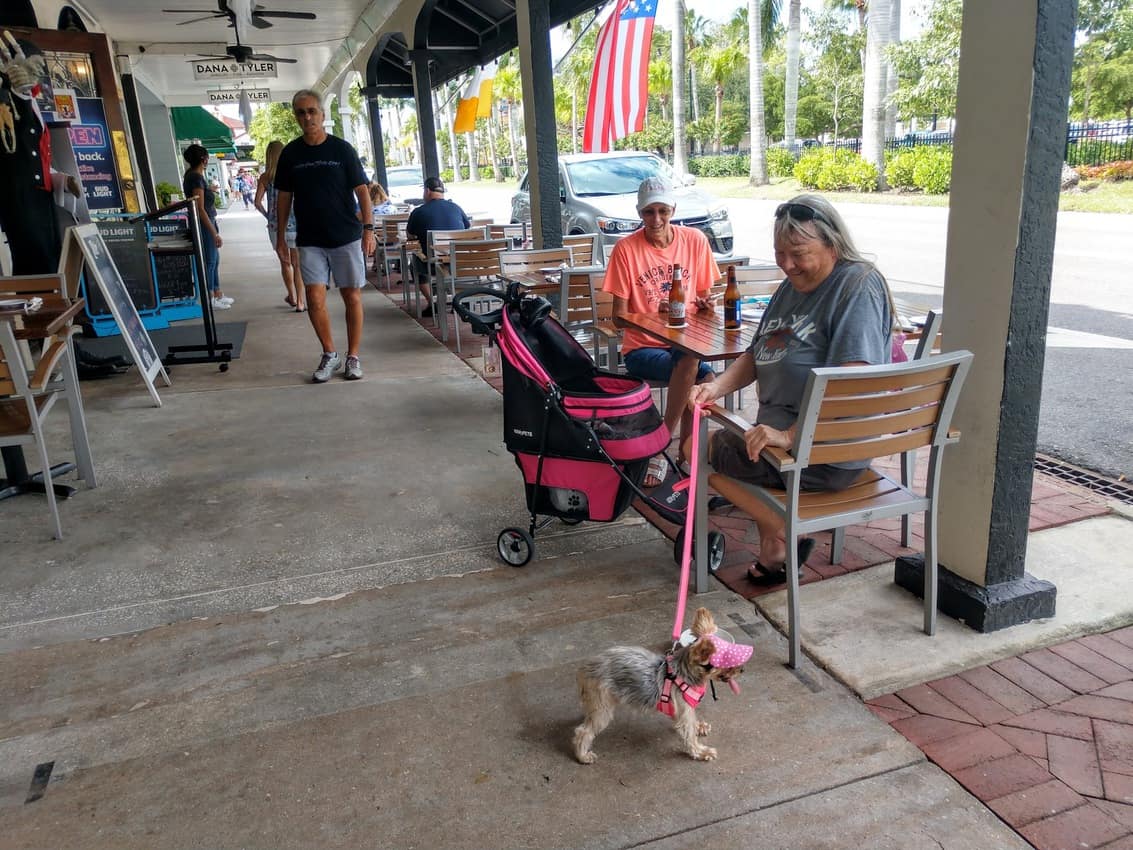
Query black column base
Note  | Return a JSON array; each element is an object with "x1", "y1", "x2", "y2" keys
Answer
[{"x1": 895, "y1": 554, "x2": 1057, "y2": 633}]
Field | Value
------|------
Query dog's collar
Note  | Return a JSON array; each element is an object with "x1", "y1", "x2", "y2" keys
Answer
[{"x1": 656, "y1": 654, "x2": 706, "y2": 717}]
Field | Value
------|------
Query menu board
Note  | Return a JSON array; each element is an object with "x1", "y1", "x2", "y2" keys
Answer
[
  {"x1": 60, "y1": 225, "x2": 171, "y2": 407},
  {"x1": 91, "y1": 220, "x2": 157, "y2": 314}
]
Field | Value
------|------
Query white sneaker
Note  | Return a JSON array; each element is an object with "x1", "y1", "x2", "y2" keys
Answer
[
  {"x1": 211, "y1": 297, "x2": 231, "y2": 310},
  {"x1": 216, "y1": 295, "x2": 234, "y2": 305}
]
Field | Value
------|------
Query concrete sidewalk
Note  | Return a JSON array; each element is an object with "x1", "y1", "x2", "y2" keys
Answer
[{"x1": 0, "y1": 203, "x2": 1129, "y2": 848}]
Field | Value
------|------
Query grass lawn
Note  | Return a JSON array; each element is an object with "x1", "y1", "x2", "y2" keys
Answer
[{"x1": 695, "y1": 175, "x2": 1133, "y2": 214}]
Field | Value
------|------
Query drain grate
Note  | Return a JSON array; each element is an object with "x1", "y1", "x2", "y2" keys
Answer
[{"x1": 1035, "y1": 454, "x2": 1133, "y2": 505}]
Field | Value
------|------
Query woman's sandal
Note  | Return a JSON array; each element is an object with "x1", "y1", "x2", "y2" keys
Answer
[
  {"x1": 747, "y1": 537, "x2": 817, "y2": 584},
  {"x1": 285, "y1": 295, "x2": 296, "y2": 308},
  {"x1": 643, "y1": 454, "x2": 668, "y2": 488}
]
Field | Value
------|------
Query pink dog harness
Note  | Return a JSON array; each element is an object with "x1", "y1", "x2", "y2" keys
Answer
[{"x1": 656, "y1": 635, "x2": 754, "y2": 716}]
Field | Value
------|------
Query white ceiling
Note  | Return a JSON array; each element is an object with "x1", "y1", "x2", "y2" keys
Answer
[{"x1": 69, "y1": 0, "x2": 378, "y2": 106}]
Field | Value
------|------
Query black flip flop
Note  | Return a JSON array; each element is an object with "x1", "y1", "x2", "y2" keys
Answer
[{"x1": 747, "y1": 537, "x2": 817, "y2": 584}]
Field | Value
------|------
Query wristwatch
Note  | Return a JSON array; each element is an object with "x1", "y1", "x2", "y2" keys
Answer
[{"x1": 363, "y1": 223, "x2": 375, "y2": 231}]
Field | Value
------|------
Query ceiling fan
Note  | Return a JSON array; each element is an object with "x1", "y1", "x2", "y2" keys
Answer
[
  {"x1": 164, "y1": 1, "x2": 316, "y2": 30},
  {"x1": 189, "y1": 35, "x2": 297, "y2": 65}
]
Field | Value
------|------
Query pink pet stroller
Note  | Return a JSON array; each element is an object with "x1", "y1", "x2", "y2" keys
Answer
[{"x1": 455, "y1": 284, "x2": 725, "y2": 569}]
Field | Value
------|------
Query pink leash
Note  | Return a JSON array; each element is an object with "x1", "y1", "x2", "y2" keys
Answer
[{"x1": 669, "y1": 403, "x2": 703, "y2": 643}]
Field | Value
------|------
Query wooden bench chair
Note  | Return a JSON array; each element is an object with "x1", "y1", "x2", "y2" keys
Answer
[
  {"x1": 827, "y1": 309, "x2": 946, "y2": 563},
  {"x1": 556, "y1": 266, "x2": 607, "y2": 362},
  {"x1": 498, "y1": 246, "x2": 575, "y2": 281},
  {"x1": 562, "y1": 233, "x2": 603, "y2": 267},
  {"x1": 488, "y1": 222, "x2": 529, "y2": 248},
  {"x1": 421, "y1": 226, "x2": 490, "y2": 330},
  {"x1": 374, "y1": 213, "x2": 410, "y2": 293},
  {"x1": 435, "y1": 237, "x2": 510, "y2": 353},
  {"x1": 0, "y1": 274, "x2": 96, "y2": 539},
  {"x1": 696, "y1": 350, "x2": 973, "y2": 668}
]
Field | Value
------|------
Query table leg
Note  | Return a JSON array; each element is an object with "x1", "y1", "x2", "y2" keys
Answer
[{"x1": 0, "y1": 446, "x2": 77, "y2": 502}]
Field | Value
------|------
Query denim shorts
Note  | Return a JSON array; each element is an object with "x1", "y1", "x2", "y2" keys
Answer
[
  {"x1": 624, "y1": 346, "x2": 714, "y2": 383},
  {"x1": 298, "y1": 240, "x2": 365, "y2": 288}
]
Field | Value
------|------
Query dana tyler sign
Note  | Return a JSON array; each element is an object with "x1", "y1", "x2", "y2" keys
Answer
[
  {"x1": 192, "y1": 60, "x2": 278, "y2": 80},
  {"x1": 207, "y1": 89, "x2": 271, "y2": 104}
]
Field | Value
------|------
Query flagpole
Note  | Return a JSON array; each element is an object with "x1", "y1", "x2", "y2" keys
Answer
[{"x1": 553, "y1": 7, "x2": 604, "y2": 73}]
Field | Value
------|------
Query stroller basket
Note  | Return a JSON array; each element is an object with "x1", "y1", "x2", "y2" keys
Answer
[{"x1": 455, "y1": 285, "x2": 680, "y2": 566}]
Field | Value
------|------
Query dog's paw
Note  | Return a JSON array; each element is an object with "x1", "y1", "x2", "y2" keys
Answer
[
  {"x1": 696, "y1": 720, "x2": 711, "y2": 737},
  {"x1": 576, "y1": 750, "x2": 597, "y2": 765},
  {"x1": 691, "y1": 746, "x2": 717, "y2": 761}
]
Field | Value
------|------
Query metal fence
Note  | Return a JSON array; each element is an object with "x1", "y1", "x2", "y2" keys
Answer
[{"x1": 1064, "y1": 125, "x2": 1133, "y2": 167}]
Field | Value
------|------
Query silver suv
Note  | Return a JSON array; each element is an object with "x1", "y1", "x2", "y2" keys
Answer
[{"x1": 510, "y1": 151, "x2": 733, "y2": 256}]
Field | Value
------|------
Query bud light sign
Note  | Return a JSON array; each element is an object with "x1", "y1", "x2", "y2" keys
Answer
[{"x1": 68, "y1": 98, "x2": 123, "y2": 210}]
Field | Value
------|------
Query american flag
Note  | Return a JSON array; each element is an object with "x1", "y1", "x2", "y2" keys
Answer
[{"x1": 582, "y1": 0, "x2": 658, "y2": 153}]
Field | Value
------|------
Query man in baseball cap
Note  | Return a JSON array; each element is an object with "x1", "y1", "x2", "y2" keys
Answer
[
  {"x1": 405, "y1": 175, "x2": 469, "y2": 317},
  {"x1": 602, "y1": 175, "x2": 720, "y2": 487}
]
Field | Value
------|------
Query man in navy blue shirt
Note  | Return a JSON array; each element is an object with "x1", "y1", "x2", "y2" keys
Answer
[
  {"x1": 275, "y1": 89, "x2": 375, "y2": 382},
  {"x1": 405, "y1": 177, "x2": 470, "y2": 317}
]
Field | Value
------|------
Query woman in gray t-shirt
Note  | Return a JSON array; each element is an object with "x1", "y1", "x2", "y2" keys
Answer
[{"x1": 688, "y1": 194, "x2": 897, "y2": 580}]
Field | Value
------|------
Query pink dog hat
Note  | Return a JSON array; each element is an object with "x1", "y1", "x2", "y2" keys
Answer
[{"x1": 706, "y1": 633, "x2": 753, "y2": 668}]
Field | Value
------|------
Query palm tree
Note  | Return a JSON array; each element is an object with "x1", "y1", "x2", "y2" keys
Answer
[
  {"x1": 495, "y1": 58, "x2": 523, "y2": 173},
  {"x1": 649, "y1": 58, "x2": 672, "y2": 123},
  {"x1": 672, "y1": 0, "x2": 689, "y2": 175},
  {"x1": 861, "y1": 0, "x2": 892, "y2": 188},
  {"x1": 746, "y1": 2, "x2": 767, "y2": 185},
  {"x1": 784, "y1": 0, "x2": 802, "y2": 149},
  {"x1": 684, "y1": 9, "x2": 709, "y2": 153},
  {"x1": 885, "y1": 0, "x2": 901, "y2": 138},
  {"x1": 699, "y1": 35, "x2": 746, "y2": 154}
]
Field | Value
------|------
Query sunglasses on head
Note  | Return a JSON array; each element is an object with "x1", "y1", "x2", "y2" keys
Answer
[{"x1": 775, "y1": 202, "x2": 827, "y2": 224}]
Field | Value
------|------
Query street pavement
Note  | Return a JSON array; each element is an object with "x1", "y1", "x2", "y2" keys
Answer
[{"x1": 451, "y1": 181, "x2": 1132, "y2": 479}]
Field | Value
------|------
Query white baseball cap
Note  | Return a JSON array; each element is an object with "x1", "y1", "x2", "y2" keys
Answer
[{"x1": 636, "y1": 176, "x2": 676, "y2": 212}]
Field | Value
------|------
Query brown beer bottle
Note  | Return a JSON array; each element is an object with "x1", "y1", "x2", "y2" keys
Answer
[
  {"x1": 667, "y1": 264, "x2": 687, "y2": 329},
  {"x1": 724, "y1": 264, "x2": 742, "y2": 330}
]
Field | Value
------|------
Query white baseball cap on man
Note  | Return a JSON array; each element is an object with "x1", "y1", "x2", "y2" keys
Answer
[{"x1": 636, "y1": 176, "x2": 676, "y2": 212}]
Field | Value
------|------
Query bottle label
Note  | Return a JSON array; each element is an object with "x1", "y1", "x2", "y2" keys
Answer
[
  {"x1": 725, "y1": 299, "x2": 742, "y2": 328},
  {"x1": 668, "y1": 300, "x2": 686, "y2": 327}
]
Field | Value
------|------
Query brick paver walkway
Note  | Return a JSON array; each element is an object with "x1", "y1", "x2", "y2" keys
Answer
[{"x1": 868, "y1": 627, "x2": 1133, "y2": 850}]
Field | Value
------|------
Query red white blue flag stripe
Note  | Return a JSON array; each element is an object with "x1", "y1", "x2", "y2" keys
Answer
[{"x1": 582, "y1": 0, "x2": 658, "y2": 153}]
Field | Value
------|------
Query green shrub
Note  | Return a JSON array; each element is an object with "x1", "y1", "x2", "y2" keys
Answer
[
  {"x1": 689, "y1": 154, "x2": 749, "y2": 177},
  {"x1": 885, "y1": 150, "x2": 919, "y2": 190},
  {"x1": 795, "y1": 147, "x2": 879, "y2": 192},
  {"x1": 155, "y1": 181, "x2": 180, "y2": 207},
  {"x1": 911, "y1": 147, "x2": 952, "y2": 194},
  {"x1": 883, "y1": 146, "x2": 953, "y2": 193},
  {"x1": 767, "y1": 147, "x2": 796, "y2": 178}
]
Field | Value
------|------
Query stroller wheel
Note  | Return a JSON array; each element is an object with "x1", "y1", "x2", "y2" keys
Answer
[
  {"x1": 559, "y1": 516, "x2": 583, "y2": 526},
  {"x1": 673, "y1": 529, "x2": 726, "y2": 573},
  {"x1": 497, "y1": 527, "x2": 535, "y2": 567}
]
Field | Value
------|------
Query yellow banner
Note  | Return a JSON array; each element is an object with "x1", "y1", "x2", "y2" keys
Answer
[{"x1": 454, "y1": 97, "x2": 478, "y2": 134}]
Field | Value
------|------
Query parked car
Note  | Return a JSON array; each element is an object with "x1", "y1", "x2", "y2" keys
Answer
[
  {"x1": 384, "y1": 165, "x2": 424, "y2": 205},
  {"x1": 510, "y1": 151, "x2": 734, "y2": 257}
]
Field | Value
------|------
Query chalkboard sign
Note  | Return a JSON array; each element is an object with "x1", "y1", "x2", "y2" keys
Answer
[
  {"x1": 92, "y1": 220, "x2": 157, "y2": 313},
  {"x1": 61, "y1": 225, "x2": 171, "y2": 407},
  {"x1": 152, "y1": 251, "x2": 197, "y2": 303},
  {"x1": 149, "y1": 217, "x2": 198, "y2": 303}
]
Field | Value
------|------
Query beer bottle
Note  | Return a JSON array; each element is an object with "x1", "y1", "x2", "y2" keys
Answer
[
  {"x1": 724, "y1": 264, "x2": 742, "y2": 331},
  {"x1": 667, "y1": 264, "x2": 687, "y2": 329}
]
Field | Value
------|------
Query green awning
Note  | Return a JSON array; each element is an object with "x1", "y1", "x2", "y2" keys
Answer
[{"x1": 170, "y1": 107, "x2": 236, "y2": 155}]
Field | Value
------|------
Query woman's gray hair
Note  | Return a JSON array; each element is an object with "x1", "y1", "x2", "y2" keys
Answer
[
  {"x1": 291, "y1": 89, "x2": 323, "y2": 110},
  {"x1": 774, "y1": 193, "x2": 900, "y2": 330}
]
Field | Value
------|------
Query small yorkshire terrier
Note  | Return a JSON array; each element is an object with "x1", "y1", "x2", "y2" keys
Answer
[{"x1": 572, "y1": 608, "x2": 752, "y2": 763}]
